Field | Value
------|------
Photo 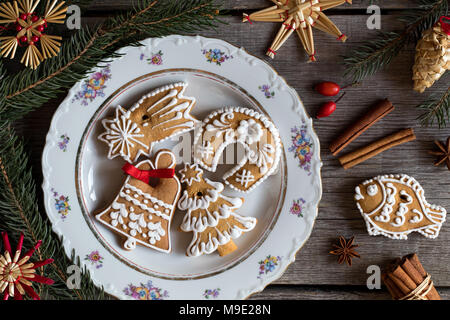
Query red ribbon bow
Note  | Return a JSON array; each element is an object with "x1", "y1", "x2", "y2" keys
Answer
[
  {"x1": 122, "y1": 163, "x2": 175, "y2": 184},
  {"x1": 440, "y1": 16, "x2": 450, "y2": 35}
]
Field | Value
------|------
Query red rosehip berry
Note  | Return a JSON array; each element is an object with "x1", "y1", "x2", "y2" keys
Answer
[
  {"x1": 19, "y1": 35, "x2": 28, "y2": 43},
  {"x1": 314, "y1": 81, "x2": 341, "y2": 97},
  {"x1": 316, "y1": 101, "x2": 337, "y2": 118},
  {"x1": 316, "y1": 92, "x2": 346, "y2": 119},
  {"x1": 36, "y1": 24, "x2": 45, "y2": 32},
  {"x1": 15, "y1": 25, "x2": 23, "y2": 31},
  {"x1": 31, "y1": 35, "x2": 39, "y2": 42}
]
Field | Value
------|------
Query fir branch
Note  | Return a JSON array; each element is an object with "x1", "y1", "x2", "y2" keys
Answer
[
  {"x1": 343, "y1": 0, "x2": 448, "y2": 82},
  {"x1": 0, "y1": 0, "x2": 222, "y2": 121},
  {"x1": 0, "y1": 122, "x2": 111, "y2": 300},
  {"x1": 417, "y1": 86, "x2": 450, "y2": 128}
]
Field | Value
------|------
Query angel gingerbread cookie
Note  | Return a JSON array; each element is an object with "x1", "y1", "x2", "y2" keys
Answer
[
  {"x1": 355, "y1": 174, "x2": 447, "y2": 240},
  {"x1": 193, "y1": 107, "x2": 281, "y2": 193},
  {"x1": 95, "y1": 150, "x2": 181, "y2": 253},
  {"x1": 177, "y1": 163, "x2": 257, "y2": 257},
  {"x1": 98, "y1": 82, "x2": 198, "y2": 163}
]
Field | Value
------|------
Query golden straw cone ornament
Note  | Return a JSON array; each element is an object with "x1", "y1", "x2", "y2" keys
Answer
[
  {"x1": 412, "y1": 16, "x2": 450, "y2": 93},
  {"x1": 243, "y1": 0, "x2": 351, "y2": 62},
  {"x1": 0, "y1": 0, "x2": 67, "y2": 69}
]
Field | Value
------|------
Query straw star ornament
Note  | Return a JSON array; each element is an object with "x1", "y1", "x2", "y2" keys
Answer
[
  {"x1": 243, "y1": 0, "x2": 351, "y2": 61},
  {"x1": 0, "y1": 232, "x2": 54, "y2": 300},
  {"x1": 0, "y1": 0, "x2": 67, "y2": 69}
]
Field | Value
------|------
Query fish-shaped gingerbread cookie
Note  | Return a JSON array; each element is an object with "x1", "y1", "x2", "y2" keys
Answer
[{"x1": 355, "y1": 174, "x2": 447, "y2": 240}]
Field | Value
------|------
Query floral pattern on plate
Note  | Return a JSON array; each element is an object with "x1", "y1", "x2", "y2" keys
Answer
[
  {"x1": 123, "y1": 281, "x2": 169, "y2": 300},
  {"x1": 290, "y1": 198, "x2": 306, "y2": 218},
  {"x1": 71, "y1": 65, "x2": 111, "y2": 106},
  {"x1": 58, "y1": 134, "x2": 70, "y2": 152},
  {"x1": 201, "y1": 48, "x2": 233, "y2": 65},
  {"x1": 203, "y1": 288, "x2": 220, "y2": 299},
  {"x1": 140, "y1": 50, "x2": 164, "y2": 65},
  {"x1": 257, "y1": 255, "x2": 282, "y2": 279},
  {"x1": 259, "y1": 85, "x2": 275, "y2": 99},
  {"x1": 85, "y1": 250, "x2": 104, "y2": 269},
  {"x1": 288, "y1": 125, "x2": 313, "y2": 175},
  {"x1": 51, "y1": 188, "x2": 71, "y2": 220}
]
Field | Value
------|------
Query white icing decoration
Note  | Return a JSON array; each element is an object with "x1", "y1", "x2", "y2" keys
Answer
[
  {"x1": 367, "y1": 184, "x2": 378, "y2": 196},
  {"x1": 246, "y1": 144, "x2": 275, "y2": 175},
  {"x1": 98, "y1": 106, "x2": 148, "y2": 162},
  {"x1": 124, "y1": 184, "x2": 173, "y2": 209},
  {"x1": 410, "y1": 209, "x2": 424, "y2": 224},
  {"x1": 124, "y1": 237, "x2": 136, "y2": 250},
  {"x1": 354, "y1": 174, "x2": 447, "y2": 240},
  {"x1": 354, "y1": 186, "x2": 364, "y2": 200},
  {"x1": 179, "y1": 163, "x2": 202, "y2": 186},
  {"x1": 390, "y1": 190, "x2": 412, "y2": 228},
  {"x1": 197, "y1": 141, "x2": 214, "y2": 160},
  {"x1": 375, "y1": 182, "x2": 396, "y2": 223},
  {"x1": 177, "y1": 163, "x2": 256, "y2": 256},
  {"x1": 235, "y1": 169, "x2": 255, "y2": 188},
  {"x1": 147, "y1": 222, "x2": 165, "y2": 244},
  {"x1": 193, "y1": 107, "x2": 282, "y2": 193},
  {"x1": 236, "y1": 119, "x2": 263, "y2": 145}
]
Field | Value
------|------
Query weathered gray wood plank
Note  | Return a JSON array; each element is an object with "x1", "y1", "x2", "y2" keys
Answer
[
  {"x1": 249, "y1": 285, "x2": 450, "y2": 300},
  {"x1": 85, "y1": 0, "x2": 420, "y2": 11}
]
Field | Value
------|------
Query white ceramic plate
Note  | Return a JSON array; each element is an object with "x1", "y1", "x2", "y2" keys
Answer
[{"x1": 42, "y1": 35, "x2": 322, "y2": 300}]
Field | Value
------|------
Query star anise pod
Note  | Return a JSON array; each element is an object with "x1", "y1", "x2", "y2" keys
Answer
[
  {"x1": 329, "y1": 236, "x2": 360, "y2": 266},
  {"x1": 428, "y1": 137, "x2": 450, "y2": 170}
]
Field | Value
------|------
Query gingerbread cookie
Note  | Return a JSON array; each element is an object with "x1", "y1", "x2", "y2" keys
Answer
[
  {"x1": 193, "y1": 107, "x2": 281, "y2": 193},
  {"x1": 355, "y1": 174, "x2": 447, "y2": 240},
  {"x1": 177, "y1": 163, "x2": 257, "y2": 257},
  {"x1": 96, "y1": 150, "x2": 181, "y2": 252},
  {"x1": 98, "y1": 82, "x2": 198, "y2": 163}
]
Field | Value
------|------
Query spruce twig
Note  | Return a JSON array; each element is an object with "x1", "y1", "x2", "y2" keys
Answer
[
  {"x1": 0, "y1": 0, "x2": 223, "y2": 121},
  {"x1": 0, "y1": 122, "x2": 111, "y2": 299},
  {"x1": 343, "y1": 0, "x2": 448, "y2": 82},
  {"x1": 417, "y1": 86, "x2": 450, "y2": 128}
]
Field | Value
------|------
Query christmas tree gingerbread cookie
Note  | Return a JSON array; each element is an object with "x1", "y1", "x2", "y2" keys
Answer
[
  {"x1": 193, "y1": 107, "x2": 281, "y2": 193},
  {"x1": 95, "y1": 150, "x2": 181, "y2": 253},
  {"x1": 355, "y1": 174, "x2": 447, "y2": 240},
  {"x1": 177, "y1": 163, "x2": 257, "y2": 257},
  {"x1": 98, "y1": 82, "x2": 198, "y2": 163}
]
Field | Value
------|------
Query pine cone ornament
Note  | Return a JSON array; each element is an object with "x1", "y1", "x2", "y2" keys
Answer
[{"x1": 412, "y1": 17, "x2": 450, "y2": 93}]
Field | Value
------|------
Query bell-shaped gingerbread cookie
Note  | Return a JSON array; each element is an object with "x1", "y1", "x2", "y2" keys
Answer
[{"x1": 96, "y1": 150, "x2": 181, "y2": 252}]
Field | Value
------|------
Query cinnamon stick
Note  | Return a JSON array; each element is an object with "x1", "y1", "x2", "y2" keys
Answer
[
  {"x1": 338, "y1": 128, "x2": 416, "y2": 169},
  {"x1": 382, "y1": 253, "x2": 440, "y2": 300},
  {"x1": 329, "y1": 99, "x2": 394, "y2": 155},
  {"x1": 404, "y1": 254, "x2": 440, "y2": 300},
  {"x1": 382, "y1": 274, "x2": 403, "y2": 300}
]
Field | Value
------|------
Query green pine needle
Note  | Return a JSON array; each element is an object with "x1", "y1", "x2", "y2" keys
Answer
[
  {"x1": 0, "y1": 122, "x2": 111, "y2": 300},
  {"x1": 0, "y1": 0, "x2": 223, "y2": 122},
  {"x1": 343, "y1": 0, "x2": 448, "y2": 83},
  {"x1": 417, "y1": 86, "x2": 450, "y2": 128}
]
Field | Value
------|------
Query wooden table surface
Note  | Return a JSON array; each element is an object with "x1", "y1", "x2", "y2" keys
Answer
[{"x1": 17, "y1": 0, "x2": 449, "y2": 299}]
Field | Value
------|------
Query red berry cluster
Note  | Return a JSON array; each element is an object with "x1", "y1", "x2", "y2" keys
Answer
[
  {"x1": 16, "y1": 12, "x2": 46, "y2": 45},
  {"x1": 314, "y1": 82, "x2": 348, "y2": 119}
]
